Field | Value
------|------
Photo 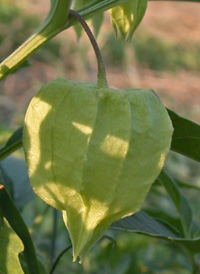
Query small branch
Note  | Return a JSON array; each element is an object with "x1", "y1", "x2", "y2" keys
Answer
[
  {"x1": 69, "y1": 10, "x2": 107, "y2": 88},
  {"x1": 50, "y1": 209, "x2": 59, "y2": 265},
  {"x1": 49, "y1": 245, "x2": 72, "y2": 274},
  {"x1": 0, "y1": 0, "x2": 72, "y2": 81}
]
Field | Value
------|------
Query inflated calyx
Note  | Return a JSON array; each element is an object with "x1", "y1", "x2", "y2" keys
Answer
[{"x1": 23, "y1": 78, "x2": 173, "y2": 261}]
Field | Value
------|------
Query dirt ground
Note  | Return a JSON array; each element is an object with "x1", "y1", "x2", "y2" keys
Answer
[{"x1": 1, "y1": 1, "x2": 200, "y2": 125}]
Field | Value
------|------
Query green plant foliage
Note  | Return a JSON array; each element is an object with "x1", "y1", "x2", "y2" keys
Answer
[
  {"x1": 112, "y1": 211, "x2": 200, "y2": 254},
  {"x1": 110, "y1": 0, "x2": 147, "y2": 41},
  {"x1": 19, "y1": 251, "x2": 48, "y2": 274},
  {"x1": 112, "y1": 211, "x2": 178, "y2": 238},
  {"x1": 23, "y1": 78, "x2": 173, "y2": 262},
  {"x1": 0, "y1": 184, "x2": 40, "y2": 274},
  {"x1": 0, "y1": 157, "x2": 34, "y2": 210},
  {"x1": 145, "y1": 207, "x2": 184, "y2": 237},
  {"x1": 74, "y1": 0, "x2": 104, "y2": 38},
  {"x1": 168, "y1": 109, "x2": 200, "y2": 162},
  {"x1": 0, "y1": 127, "x2": 23, "y2": 161},
  {"x1": 72, "y1": 0, "x2": 147, "y2": 40},
  {"x1": 0, "y1": 220, "x2": 24, "y2": 274},
  {"x1": 158, "y1": 170, "x2": 192, "y2": 237},
  {"x1": 1, "y1": 0, "x2": 200, "y2": 272},
  {"x1": 0, "y1": 127, "x2": 12, "y2": 146}
]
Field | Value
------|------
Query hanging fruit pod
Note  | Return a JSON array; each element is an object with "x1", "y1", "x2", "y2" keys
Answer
[{"x1": 23, "y1": 78, "x2": 173, "y2": 261}]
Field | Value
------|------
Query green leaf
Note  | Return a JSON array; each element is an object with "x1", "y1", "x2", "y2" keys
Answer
[
  {"x1": 0, "y1": 220, "x2": 24, "y2": 274},
  {"x1": 0, "y1": 157, "x2": 34, "y2": 210},
  {"x1": 0, "y1": 127, "x2": 23, "y2": 161},
  {"x1": 168, "y1": 109, "x2": 200, "y2": 162},
  {"x1": 0, "y1": 185, "x2": 40, "y2": 274},
  {"x1": 74, "y1": 0, "x2": 88, "y2": 38},
  {"x1": 73, "y1": 0, "x2": 104, "y2": 38},
  {"x1": 19, "y1": 250, "x2": 48, "y2": 274},
  {"x1": 176, "y1": 179, "x2": 200, "y2": 191},
  {"x1": 111, "y1": 211, "x2": 200, "y2": 254},
  {"x1": 111, "y1": 211, "x2": 178, "y2": 238},
  {"x1": 158, "y1": 170, "x2": 192, "y2": 237},
  {"x1": 110, "y1": 0, "x2": 147, "y2": 41},
  {"x1": 144, "y1": 208, "x2": 184, "y2": 237},
  {"x1": 92, "y1": 12, "x2": 104, "y2": 37},
  {"x1": 79, "y1": 1, "x2": 133, "y2": 22}
]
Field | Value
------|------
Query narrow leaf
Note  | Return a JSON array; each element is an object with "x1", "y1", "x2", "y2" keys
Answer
[
  {"x1": 176, "y1": 179, "x2": 200, "y2": 191},
  {"x1": 144, "y1": 208, "x2": 184, "y2": 237},
  {"x1": 110, "y1": 0, "x2": 147, "y2": 41},
  {"x1": 111, "y1": 211, "x2": 200, "y2": 254},
  {"x1": 74, "y1": 0, "x2": 104, "y2": 38},
  {"x1": 92, "y1": 12, "x2": 104, "y2": 37},
  {"x1": 74, "y1": 0, "x2": 91, "y2": 39},
  {"x1": 111, "y1": 211, "x2": 178, "y2": 238},
  {"x1": 158, "y1": 170, "x2": 192, "y2": 237},
  {"x1": 0, "y1": 220, "x2": 24, "y2": 274},
  {"x1": 80, "y1": 1, "x2": 133, "y2": 21},
  {"x1": 167, "y1": 109, "x2": 200, "y2": 162},
  {"x1": 0, "y1": 157, "x2": 34, "y2": 210},
  {"x1": 0, "y1": 127, "x2": 23, "y2": 161}
]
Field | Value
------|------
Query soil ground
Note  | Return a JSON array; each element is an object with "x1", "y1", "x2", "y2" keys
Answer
[{"x1": 1, "y1": 1, "x2": 200, "y2": 125}]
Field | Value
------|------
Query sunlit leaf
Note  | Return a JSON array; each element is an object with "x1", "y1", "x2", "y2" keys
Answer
[
  {"x1": 0, "y1": 220, "x2": 24, "y2": 274},
  {"x1": 0, "y1": 58, "x2": 31, "y2": 74},
  {"x1": 110, "y1": 0, "x2": 147, "y2": 41},
  {"x1": 0, "y1": 184, "x2": 39, "y2": 273}
]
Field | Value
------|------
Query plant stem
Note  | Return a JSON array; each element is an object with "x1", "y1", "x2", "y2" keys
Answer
[
  {"x1": 0, "y1": 0, "x2": 199, "y2": 82},
  {"x1": 50, "y1": 209, "x2": 59, "y2": 266},
  {"x1": 0, "y1": 0, "x2": 73, "y2": 81},
  {"x1": 69, "y1": 10, "x2": 108, "y2": 88},
  {"x1": 187, "y1": 250, "x2": 199, "y2": 274},
  {"x1": 49, "y1": 245, "x2": 72, "y2": 274},
  {"x1": 0, "y1": 0, "x2": 122, "y2": 83}
]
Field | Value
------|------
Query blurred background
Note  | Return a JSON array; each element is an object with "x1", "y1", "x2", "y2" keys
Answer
[{"x1": 0, "y1": 0, "x2": 200, "y2": 273}]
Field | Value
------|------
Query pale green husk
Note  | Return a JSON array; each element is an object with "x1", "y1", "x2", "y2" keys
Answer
[{"x1": 23, "y1": 78, "x2": 173, "y2": 262}]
